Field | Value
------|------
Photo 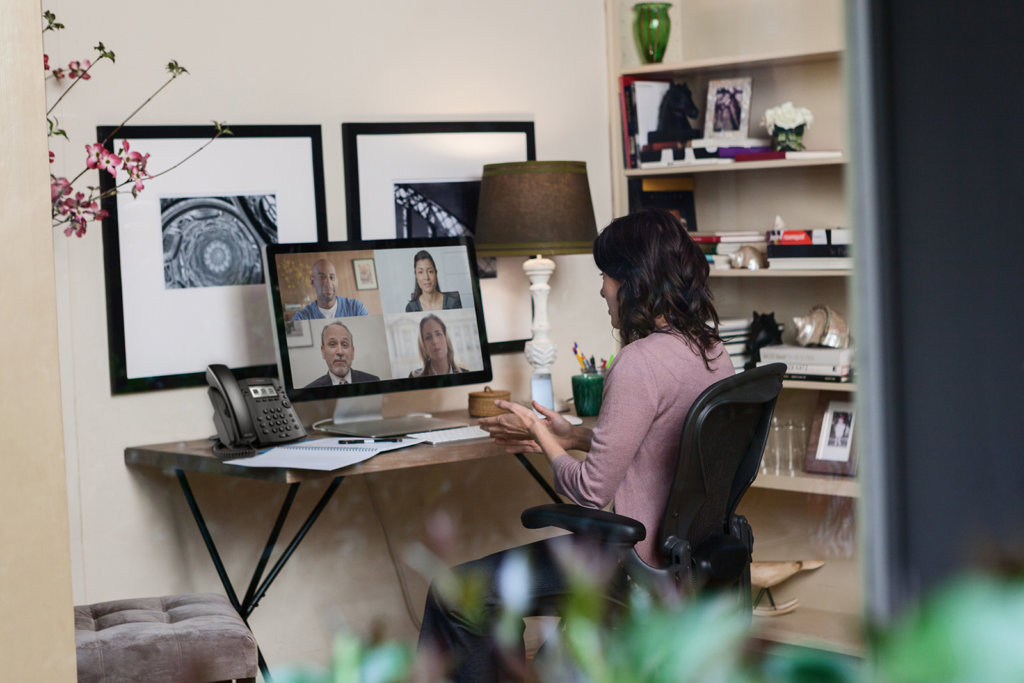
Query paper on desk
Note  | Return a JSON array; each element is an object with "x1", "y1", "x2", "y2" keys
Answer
[{"x1": 224, "y1": 437, "x2": 424, "y2": 471}]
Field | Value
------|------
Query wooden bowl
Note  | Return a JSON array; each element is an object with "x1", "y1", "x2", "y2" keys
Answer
[{"x1": 468, "y1": 386, "x2": 511, "y2": 417}]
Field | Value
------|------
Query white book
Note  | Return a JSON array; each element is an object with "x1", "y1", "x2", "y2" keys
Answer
[
  {"x1": 785, "y1": 150, "x2": 843, "y2": 160},
  {"x1": 760, "y1": 344, "x2": 855, "y2": 365},
  {"x1": 768, "y1": 257, "x2": 852, "y2": 270},
  {"x1": 633, "y1": 81, "x2": 671, "y2": 149}
]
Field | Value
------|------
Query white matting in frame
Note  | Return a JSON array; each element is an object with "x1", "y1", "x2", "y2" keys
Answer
[
  {"x1": 100, "y1": 125, "x2": 326, "y2": 392},
  {"x1": 342, "y1": 122, "x2": 535, "y2": 351}
]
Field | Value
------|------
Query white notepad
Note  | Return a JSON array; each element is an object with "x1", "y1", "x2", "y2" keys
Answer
[{"x1": 224, "y1": 437, "x2": 423, "y2": 471}]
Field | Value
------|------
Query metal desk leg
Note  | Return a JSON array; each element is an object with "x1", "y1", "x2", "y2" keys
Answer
[
  {"x1": 175, "y1": 470, "x2": 345, "y2": 681},
  {"x1": 176, "y1": 470, "x2": 272, "y2": 681},
  {"x1": 514, "y1": 453, "x2": 562, "y2": 503}
]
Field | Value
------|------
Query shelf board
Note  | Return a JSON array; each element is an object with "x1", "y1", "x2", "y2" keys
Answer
[
  {"x1": 752, "y1": 470, "x2": 859, "y2": 498},
  {"x1": 626, "y1": 156, "x2": 845, "y2": 176},
  {"x1": 711, "y1": 269, "x2": 850, "y2": 278},
  {"x1": 783, "y1": 379, "x2": 856, "y2": 392},
  {"x1": 619, "y1": 49, "x2": 843, "y2": 79},
  {"x1": 752, "y1": 606, "x2": 863, "y2": 656}
]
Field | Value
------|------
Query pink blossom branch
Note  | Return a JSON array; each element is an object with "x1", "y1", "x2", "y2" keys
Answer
[
  {"x1": 46, "y1": 44, "x2": 113, "y2": 116},
  {"x1": 98, "y1": 61, "x2": 188, "y2": 147}
]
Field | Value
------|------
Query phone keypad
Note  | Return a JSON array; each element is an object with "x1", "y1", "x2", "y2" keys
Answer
[{"x1": 252, "y1": 393, "x2": 304, "y2": 443}]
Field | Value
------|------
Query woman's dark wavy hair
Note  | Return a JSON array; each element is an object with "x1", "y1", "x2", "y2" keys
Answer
[{"x1": 593, "y1": 208, "x2": 722, "y2": 367}]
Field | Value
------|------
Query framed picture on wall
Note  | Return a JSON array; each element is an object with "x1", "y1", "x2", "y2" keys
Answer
[
  {"x1": 352, "y1": 258, "x2": 378, "y2": 290},
  {"x1": 97, "y1": 124, "x2": 328, "y2": 394},
  {"x1": 703, "y1": 77, "x2": 753, "y2": 140},
  {"x1": 340, "y1": 121, "x2": 536, "y2": 353},
  {"x1": 804, "y1": 391, "x2": 857, "y2": 476}
]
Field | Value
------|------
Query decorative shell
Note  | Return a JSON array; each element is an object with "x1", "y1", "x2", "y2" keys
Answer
[
  {"x1": 793, "y1": 305, "x2": 851, "y2": 348},
  {"x1": 728, "y1": 245, "x2": 767, "y2": 270}
]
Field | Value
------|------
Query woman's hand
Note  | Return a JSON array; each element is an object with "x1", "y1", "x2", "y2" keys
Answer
[{"x1": 479, "y1": 400, "x2": 577, "y2": 454}]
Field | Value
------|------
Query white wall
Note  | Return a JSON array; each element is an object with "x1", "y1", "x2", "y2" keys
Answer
[{"x1": 48, "y1": 0, "x2": 614, "y2": 669}]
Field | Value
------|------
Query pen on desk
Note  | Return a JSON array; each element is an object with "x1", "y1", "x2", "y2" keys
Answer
[{"x1": 337, "y1": 437, "x2": 406, "y2": 444}]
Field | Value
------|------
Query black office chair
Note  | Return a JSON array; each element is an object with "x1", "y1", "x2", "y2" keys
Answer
[{"x1": 521, "y1": 362, "x2": 786, "y2": 610}]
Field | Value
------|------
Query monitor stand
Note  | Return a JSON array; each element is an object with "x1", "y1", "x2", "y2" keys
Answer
[{"x1": 313, "y1": 394, "x2": 467, "y2": 438}]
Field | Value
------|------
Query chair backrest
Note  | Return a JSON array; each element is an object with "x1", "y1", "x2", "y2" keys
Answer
[{"x1": 654, "y1": 363, "x2": 785, "y2": 587}]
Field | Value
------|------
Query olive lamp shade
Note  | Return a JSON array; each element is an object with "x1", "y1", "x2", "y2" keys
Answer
[{"x1": 474, "y1": 161, "x2": 597, "y2": 257}]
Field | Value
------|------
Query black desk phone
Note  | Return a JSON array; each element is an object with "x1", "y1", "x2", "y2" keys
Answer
[{"x1": 206, "y1": 364, "x2": 306, "y2": 449}]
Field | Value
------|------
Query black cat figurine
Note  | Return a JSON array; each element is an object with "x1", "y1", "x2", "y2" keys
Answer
[{"x1": 744, "y1": 311, "x2": 783, "y2": 370}]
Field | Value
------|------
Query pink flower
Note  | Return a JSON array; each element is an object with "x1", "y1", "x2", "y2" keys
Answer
[
  {"x1": 119, "y1": 141, "x2": 152, "y2": 195},
  {"x1": 84, "y1": 143, "x2": 122, "y2": 177},
  {"x1": 50, "y1": 176, "x2": 71, "y2": 202},
  {"x1": 49, "y1": 150, "x2": 55, "y2": 163},
  {"x1": 67, "y1": 60, "x2": 91, "y2": 80},
  {"x1": 44, "y1": 54, "x2": 50, "y2": 71},
  {"x1": 51, "y1": 67, "x2": 66, "y2": 80}
]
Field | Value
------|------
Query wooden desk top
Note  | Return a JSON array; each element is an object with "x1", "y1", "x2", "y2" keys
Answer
[{"x1": 125, "y1": 411, "x2": 515, "y2": 484}]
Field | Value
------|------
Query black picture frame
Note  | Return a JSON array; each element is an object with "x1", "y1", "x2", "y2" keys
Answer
[
  {"x1": 341, "y1": 121, "x2": 536, "y2": 354},
  {"x1": 98, "y1": 124, "x2": 328, "y2": 394}
]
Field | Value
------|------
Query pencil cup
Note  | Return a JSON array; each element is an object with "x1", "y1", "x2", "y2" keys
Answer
[{"x1": 571, "y1": 372, "x2": 604, "y2": 417}]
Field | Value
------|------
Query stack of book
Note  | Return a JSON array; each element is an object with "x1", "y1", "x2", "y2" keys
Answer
[
  {"x1": 758, "y1": 344, "x2": 854, "y2": 382},
  {"x1": 690, "y1": 230, "x2": 767, "y2": 262},
  {"x1": 718, "y1": 317, "x2": 752, "y2": 373},
  {"x1": 766, "y1": 228, "x2": 852, "y2": 270}
]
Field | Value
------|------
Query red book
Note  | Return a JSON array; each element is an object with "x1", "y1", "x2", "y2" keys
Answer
[{"x1": 734, "y1": 151, "x2": 786, "y2": 162}]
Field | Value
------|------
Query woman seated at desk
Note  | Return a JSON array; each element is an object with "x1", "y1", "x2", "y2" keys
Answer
[{"x1": 417, "y1": 208, "x2": 733, "y2": 681}]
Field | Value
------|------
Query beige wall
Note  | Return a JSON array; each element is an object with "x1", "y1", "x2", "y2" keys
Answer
[
  {"x1": 0, "y1": 0, "x2": 77, "y2": 677},
  {"x1": 47, "y1": 0, "x2": 614, "y2": 670},
  {"x1": 36, "y1": 0, "x2": 845, "y2": 673}
]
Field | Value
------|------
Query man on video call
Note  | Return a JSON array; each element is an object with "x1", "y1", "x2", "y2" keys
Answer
[
  {"x1": 292, "y1": 258, "x2": 369, "y2": 320},
  {"x1": 305, "y1": 322, "x2": 380, "y2": 387}
]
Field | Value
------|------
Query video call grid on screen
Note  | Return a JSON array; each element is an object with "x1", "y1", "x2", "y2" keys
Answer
[{"x1": 264, "y1": 236, "x2": 492, "y2": 402}]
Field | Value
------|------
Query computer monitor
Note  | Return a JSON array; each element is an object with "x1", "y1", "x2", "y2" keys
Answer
[{"x1": 263, "y1": 236, "x2": 492, "y2": 436}]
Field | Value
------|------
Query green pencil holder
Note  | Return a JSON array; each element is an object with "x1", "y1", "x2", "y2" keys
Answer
[{"x1": 572, "y1": 372, "x2": 604, "y2": 417}]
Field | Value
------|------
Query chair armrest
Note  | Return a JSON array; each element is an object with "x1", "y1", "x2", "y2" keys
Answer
[
  {"x1": 521, "y1": 504, "x2": 646, "y2": 545},
  {"x1": 692, "y1": 534, "x2": 749, "y2": 588}
]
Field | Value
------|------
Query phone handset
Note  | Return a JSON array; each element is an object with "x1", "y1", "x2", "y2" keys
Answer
[{"x1": 206, "y1": 363, "x2": 257, "y2": 447}]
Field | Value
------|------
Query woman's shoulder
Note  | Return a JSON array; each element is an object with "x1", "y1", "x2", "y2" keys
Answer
[
  {"x1": 612, "y1": 331, "x2": 714, "y2": 371},
  {"x1": 405, "y1": 300, "x2": 421, "y2": 312}
]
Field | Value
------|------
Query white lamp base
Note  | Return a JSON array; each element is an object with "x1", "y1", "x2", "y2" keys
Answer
[{"x1": 523, "y1": 255, "x2": 558, "y2": 410}]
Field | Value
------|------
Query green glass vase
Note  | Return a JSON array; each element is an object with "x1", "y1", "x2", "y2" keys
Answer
[{"x1": 633, "y1": 3, "x2": 672, "y2": 64}]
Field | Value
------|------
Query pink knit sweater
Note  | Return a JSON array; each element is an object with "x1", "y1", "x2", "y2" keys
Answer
[{"x1": 551, "y1": 331, "x2": 734, "y2": 566}]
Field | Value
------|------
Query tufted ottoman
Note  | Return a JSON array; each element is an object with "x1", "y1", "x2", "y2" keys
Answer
[{"x1": 75, "y1": 593, "x2": 258, "y2": 682}]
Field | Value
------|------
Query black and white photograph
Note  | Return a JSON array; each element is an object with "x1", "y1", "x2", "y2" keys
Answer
[
  {"x1": 341, "y1": 121, "x2": 536, "y2": 350},
  {"x1": 392, "y1": 180, "x2": 497, "y2": 279},
  {"x1": 98, "y1": 124, "x2": 327, "y2": 393},
  {"x1": 703, "y1": 77, "x2": 753, "y2": 139},
  {"x1": 804, "y1": 392, "x2": 857, "y2": 476},
  {"x1": 161, "y1": 194, "x2": 278, "y2": 289}
]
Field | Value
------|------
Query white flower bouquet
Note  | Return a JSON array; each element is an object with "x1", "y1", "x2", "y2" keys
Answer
[{"x1": 763, "y1": 102, "x2": 813, "y2": 151}]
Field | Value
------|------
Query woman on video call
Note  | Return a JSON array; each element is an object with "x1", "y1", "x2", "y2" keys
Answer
[
  {"x1": 409, "y1": 314, "x2": 468, "y2": 378},
  {"x1": 405, "y1": 250, "x2": 463, "y2": 312},
  {"x1": 417, "y1": 209, "x2": 733, "y2": 681}
]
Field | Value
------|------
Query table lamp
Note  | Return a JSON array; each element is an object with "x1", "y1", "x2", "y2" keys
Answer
[{"x1": 474, "y1": 160, "x2": 597, "y2": 410}]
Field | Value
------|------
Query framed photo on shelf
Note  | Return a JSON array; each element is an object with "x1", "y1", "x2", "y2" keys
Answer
[
  {"x1": 98, "y1": 124, "x2": 328, "y2": 394},
  {"x1": 340, "y1": 121, "x2": 536, "y2": 353},
  {"x1": 703, "y1": 77, "x2": 753, "y2": 140},
  {"x1": 804, "y1": 391, "x2": 857, "y2": 476},
  {"x1": 352, "y1": 257, "x2": 378, "y2": 290}
]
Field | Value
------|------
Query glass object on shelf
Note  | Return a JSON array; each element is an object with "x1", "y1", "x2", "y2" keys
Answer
[{"x1": 633, "y1": 3, "x2": 671, "y2": 64}]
